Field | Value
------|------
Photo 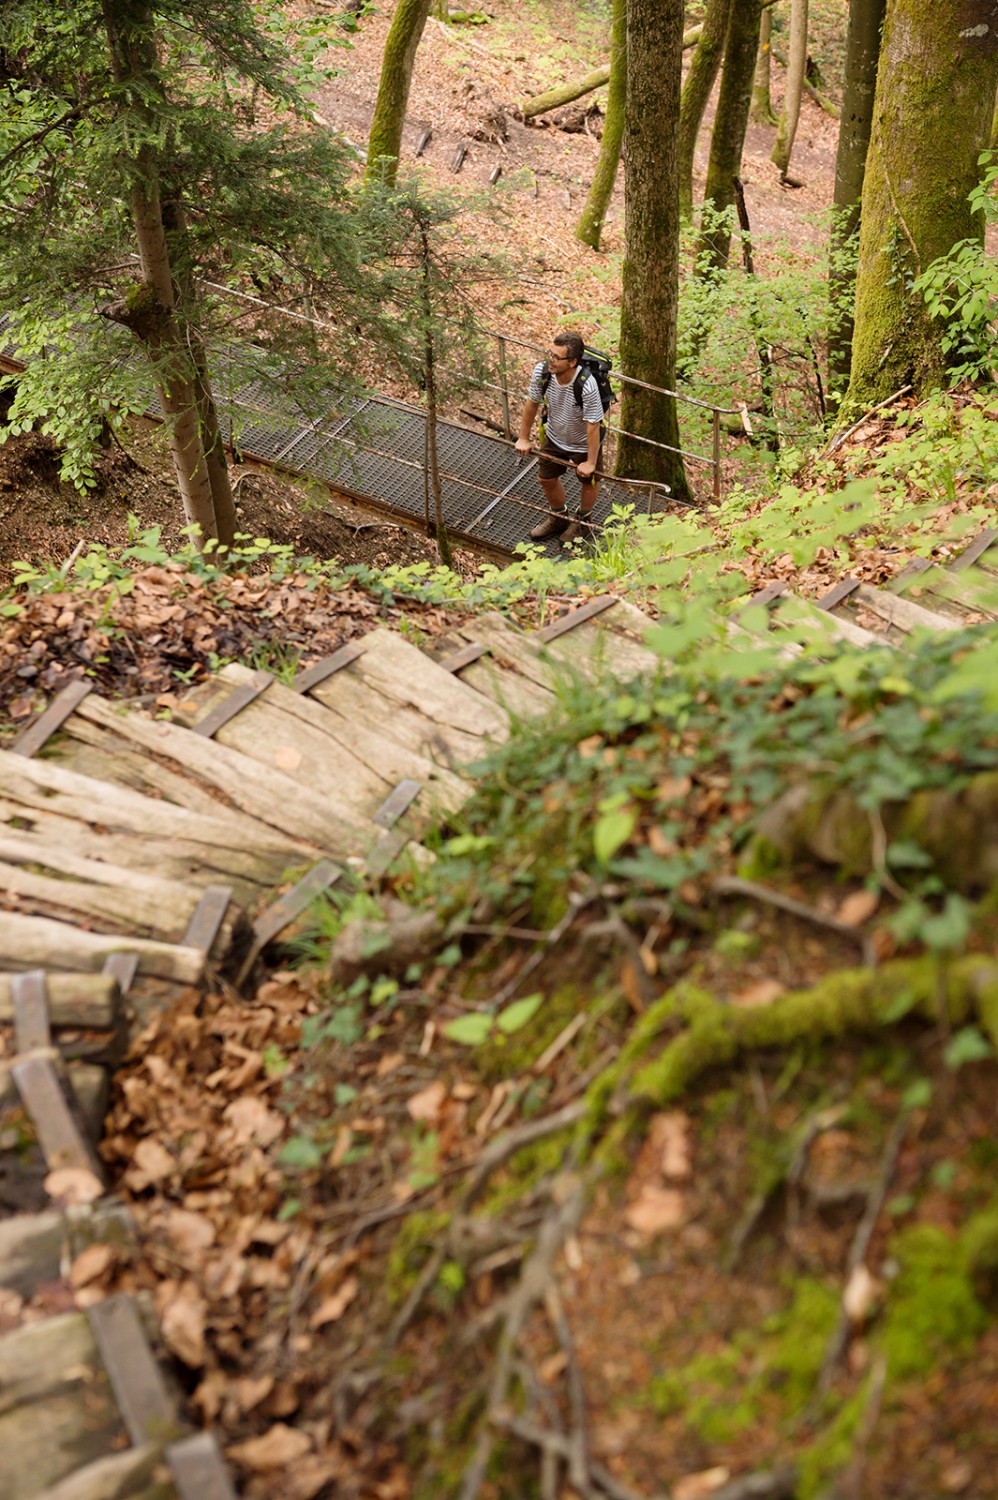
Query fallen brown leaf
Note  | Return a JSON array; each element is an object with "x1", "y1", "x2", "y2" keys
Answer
[
  {"x1": 837, "y1": 888, "x2": 880, "y2": 926},
  {"x1": 229, "y1": 1423, "x2": 312, "y2": 1472},
  {"x1": 651, "y1": 1111, "x2": 693, "y2": 1182},
  {"x1": 310, "y1": 1274, "x2": 359, "y2": 1328},
  {"x1": 68, "y1": 1243, "x2": 116, "y2": 1289},
  {"x1": 407, "y1": 1080, "x2": 446, "y2": 1123},
  {"x1": 44, "y1": 1166, "x2": 104, "y2": 1206},
  {"x1": 624, "y1": 1185, "x2": 685, "y2": 1237},
  {"x1": 157, "y1": 1278, "x2": 207, "y2": 1368},
  {"x1": 673, "y1": 1467, "x2": 731, "y2": 1500},
  {"x1": 731, "y1": 978, "x2": 786, "y2": 1008}
]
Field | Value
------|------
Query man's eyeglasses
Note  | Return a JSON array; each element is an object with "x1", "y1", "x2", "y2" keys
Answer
[{"x1": 548, "y1": 351, "x2": 568, "y2": 361}]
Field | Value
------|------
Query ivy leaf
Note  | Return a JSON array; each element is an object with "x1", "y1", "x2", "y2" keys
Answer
[
  {"x1": 594, "y1": 804, "x2": 637, "y2": 865},
  {"x1": 944, "y1": 1026, "x2": 994, "y2": 1070},
  {"x1": 496, "y1": 993, "x2": 543, "y2": 1034},
  {"x1": 443, "y1": 1013, "x2": 494, "y2": 1046},
  {"x1": 278, "y1": 1136, "x2": 323, "y2": 1171}
]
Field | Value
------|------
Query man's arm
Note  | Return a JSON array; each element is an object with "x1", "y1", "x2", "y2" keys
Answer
[
  {"x1": 515, "y1": 398, "x2": 540, "y2": 455},
  {"x1": 576, "y1": 419, "x2": 602, "y2": 479}
]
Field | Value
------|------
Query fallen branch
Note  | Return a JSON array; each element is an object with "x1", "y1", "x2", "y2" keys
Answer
[
  {"x1": 770, "y1": 43, "x2": 840, "y2": 119},
  {"x1": 823, "y1": 384, "x2": 913, "y2": 457},
  {"x1": 711, "y1": 875, "x2": 873, "y2": 962}
]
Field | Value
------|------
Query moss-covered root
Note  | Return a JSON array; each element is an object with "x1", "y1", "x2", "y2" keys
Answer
[{"x1": 627, "y1": 954, "x2": 998, "y2": 1109}]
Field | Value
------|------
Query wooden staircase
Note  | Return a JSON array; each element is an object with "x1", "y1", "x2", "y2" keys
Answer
[{"x1": 1, "y1": 527, "x2": 996, "y2": 1496}]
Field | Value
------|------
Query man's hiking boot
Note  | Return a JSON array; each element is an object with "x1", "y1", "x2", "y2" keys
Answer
[
  {"x1": 560, "y1": 507, "x2": 599, "y2": 547},
  {"x1": 529, "y1": 510, "x2": 570, "y2": 540}
]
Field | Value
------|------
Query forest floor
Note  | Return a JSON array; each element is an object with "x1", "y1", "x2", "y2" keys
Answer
[{"x1": 3, "y1": 6, "x2": 998, "y2": 1500}]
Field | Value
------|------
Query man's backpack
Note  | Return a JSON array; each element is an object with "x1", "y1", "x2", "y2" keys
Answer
[{"x1": 539, "y1": 346, "x2": 615, "y2": 421}]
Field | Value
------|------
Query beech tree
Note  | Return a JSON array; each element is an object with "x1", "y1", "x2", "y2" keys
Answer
[
  {"x1": 751, "y1": 8, "x2": 777, "y2": 126},
  {"x1": 771, "y1": 0, "x2": 809, "y2": 180},
  {"x1": 365, "y1": 0, "x2": 432, "y2": 185},
  {"x1": 575, "y1": 0, "x2": 625, "y2": 251},
  {"x1": 697, "y1": 0, "x2": 763, "y2": 271},
  {"x1": 828, "y1": 0, "x2": 886, "y2": 390},
  {"x1": 0, "y1": 0, "x2": 364, "y2": 546},
  {"x1": 677, "y1": 0, "x2": 734, "y2": 222},
  {"x1": 616, "y1": 0, "x2": 690, "y2": 500},
  {"x1": 847, "y1": 0, "x2": 998, "y2": 405}
]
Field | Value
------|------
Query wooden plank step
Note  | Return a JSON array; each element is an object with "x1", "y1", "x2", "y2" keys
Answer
[
  {"x1": 342, "y1": 628, "x2": 510, "y2": 742},
  {"x1": 0, "y1": 910, "x2": 206, "y2": 985},
  {"x1": 0, "y1": 838, "x2": 241, "y2": 951},
  {"x1": 0, "y1": 749, "x2": 304, "y2": 864},
  {"x1": 852, "y1": 583, "x2": 960, "y2": 634},
  {"x1": 34, "y1": 1444, "x2": 172, "y2": 1500},
  {"x1": 50, "y1": 712, "x2": 290, "y2": 830},
  {"x1": 0, "y1": 971, "x2": 120, "y2": 1030},
  {"x1": 446, "y1": 613, "x2": 558, "y2": 696},
  {"x1": 175, "y1": 663, "x2": 399, "y2": 830},
  {"x1": 0, "y1": 1310, "x2": 128, "y2": 1499},
  {"x1": 897, "y1": 562, "x2": 998, "y2": 619},
  {"x1": 74, "y1": 697, "x2": 351, "y2": 854},
  {"x1": 87, "y1": 1293, "x2": 183, "y2": 1447},
  {"x1": 191, "y1": 668, "x2": 272, "y2": 737},
  {"x1": 0, "y1": 1200, "x2": 136, "y2": 1300},
  {"x1": 443, "y1": 620, "x2": 557, "y2": 719},
  {"x1": 536, "y1": 603, "x2": 661, "y2": 680},
  {"x1": 772, "y1": 595, "x2": 888, "y2": 651}
]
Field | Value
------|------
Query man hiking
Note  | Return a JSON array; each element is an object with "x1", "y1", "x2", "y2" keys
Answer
[{"x1": 515, "y1": 330, "x2": 603, "y2": 542}]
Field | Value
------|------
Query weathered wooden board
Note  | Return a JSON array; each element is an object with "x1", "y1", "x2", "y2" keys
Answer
[
  {"x1": 450, "y1": 613, "x2": 559, "y2": 695},
  {"x1": 534, "y1": 594, "x2": 619, "y2": 641},
  {"x1": 459, "y1": 654, "x2": 558, "y2": 719},
  {"x1": 74, "y1": 698, "x2": 351, "y2": 853},
  {"x1": 0, "y1": 749, "x2": 303, "y2": 860},
  {"x1": 10, "y1": 679, "x2": 93, "y2": 759},
  {"x1": 0, "y1": 971, "x2": 120, "y2": 1030},
  {"x1": 191, "y1": 668, "x2": 272, "y2": 738},
  {"x1": 36, "y1": 1444, "x2": 173, "y2": 1500},
  {"x1": 87, "y1": 1294, "x2": 182, "y2": 1447},
  {"x1": 186, "y1": 663, "x2": 397, "y2": 827},
  {"x1": 852, "y1": 583, "x2": 960, "y2": 635},
  {"x1": 899, "y1": 563, "x2": 998, "y2": 619},
  {"x1": 347, "y1": 628, "x2": 510, "y2": 741},
  {"x1": 952, "y1": 526, "x2": 998, "y2": 571},
  {"x1": 0, "y1": 803, "x2": 287, "y2": 902},
  {"x1": 0, "y1": 1310, "x2": 128, "y2": 1500},
  {"x1": 306, "y1": 671, "x2": 475, "y2": 806},
  {"x1": 51, "y1": 714, "x2": 284, "y2": 832},
  {"x1": 538, "y1": 614, "x2": 661, "y2": 681},
  {"x1": 238, "y1": 858, "x2": 343, "y2": 985},
  {"x1": 773, "y1": 595, "x2": 887, "y2": 650},
  {"x1": 0, "y1": 911, "x2": 206, "y2": 984}
]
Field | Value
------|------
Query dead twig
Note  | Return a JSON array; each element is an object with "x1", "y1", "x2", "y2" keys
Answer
[{"x1": 711, "y1": 875, "x2": 875, "y2": 964}]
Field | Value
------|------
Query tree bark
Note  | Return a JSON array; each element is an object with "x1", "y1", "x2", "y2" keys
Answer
[
  {"x1": 828, "y1": 0, "x2": 886, "y2": 393},
  {"x1": 751, "y1": 8, "x2": 777, "y2": 125},
  {"x1": 697, "y1": 0, "x2": 763, "y2": 271},
  {"x1": 366, "y1": 0, "x2": 433, "y2": 185},
  {"x1": 576, "y1": 0, "x2": 626, "y2": 249},
  {"x1": 678, "y1": 0, "x2": 734, "y2": 221},
  {"x1": 847, "y1": 0, "x2": 998, "y2": 405},
  {"x1": 616, "y1": 0, "x2": 690, "y2": 500},
  {"x1": 101, "y1": 2, "x2": 217, "y2": 546},
  {"x1": 771, "y1": 0, "x2": 809, "y2": 178}
]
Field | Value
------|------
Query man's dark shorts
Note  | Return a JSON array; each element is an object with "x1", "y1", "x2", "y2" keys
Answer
[{"x1": 538, "y1": 435, "x2": 603, "y2": 482}]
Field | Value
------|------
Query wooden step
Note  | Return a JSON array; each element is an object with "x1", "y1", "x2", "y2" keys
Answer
[
  {"x1": 851, "y1": 583, "x2": 960, "y2": 636},
  {"x1": 0, "y1": 911, "x2": 206, "y2": 985},
  {"x1": 34, "y1": 1444, "x2": 173, "y2": 1500},
  {"x1": 773, "y1": 595, "x2": 887, "y2": 650},
  {"x1": 897, "y1": 562, "x2": 998, "y2": 620}
]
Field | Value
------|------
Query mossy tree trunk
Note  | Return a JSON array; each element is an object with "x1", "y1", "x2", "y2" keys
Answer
[
  {"x1": 616, "y1": 0, "x2": 690, "y2": 500},
  {"x1": 847, "y1": 0, "x2": 998, "y2": 406},
  {"x1": 827, "y1": 0, "x2": 886, "y2": 394},
  {"x1": 101, "y1": 0, "x2": 218, "y2": 546},
  {"x1": 576, "y1": 0, "x2": 626, "y2": 250},
  {"x1": 750, "y1": 7, "x2": 777, "y2": 125},
  {"x1": 677, "y1": 0, "x2": 734, "y2": 221},
  {"x1": 365, "y1": 0, "x2": 432, "y2": 186},
  {"x1": 771, "y1": 0, "x2": 809, "y2": 178},
  {"x1": 696, "y1": 0, "x2": 763, "y2": 271}
]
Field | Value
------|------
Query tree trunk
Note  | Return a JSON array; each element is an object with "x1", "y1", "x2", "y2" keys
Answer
[
  {"x1": 697, "y1": 0, "x2": 763, "y2": 271},
  {"x1": 751, "y1": 8, "x2": 777, "y2": 125},
  {"x1": 419, "y1": 228, "x2": 451, "y2": 566},
  {"x1": 616, "y1": 0, "x2": 690, "y2": 500},
  {"x1": 828, "y1": 0, "x2": 886, "y2": 393},
  {"x1": 847, "y1": 0, "x2": 998, "y2": 405},
  {"x1": 576, "y1": 0, "x2": 626, "y2": 249},
  {"x1": 101, "y1": 2, "x2": 217, "y2": 546},
  {"x1": 365, "y1": 0, "x2": 432, "y2": 185},
  {"x1": 771, "y1": 0, "x2": 809, "y2": 178},
  {"x1": 677, "y1": 0, "x2": 734, "y2": 221}
]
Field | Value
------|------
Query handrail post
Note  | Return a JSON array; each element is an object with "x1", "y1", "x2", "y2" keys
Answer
[
  {"x1": 712, "y1": 407, "x2": 722, "y2": 501},
  {"x1": 497, "y1": 335, "x2": 511, "y2": 439}
]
